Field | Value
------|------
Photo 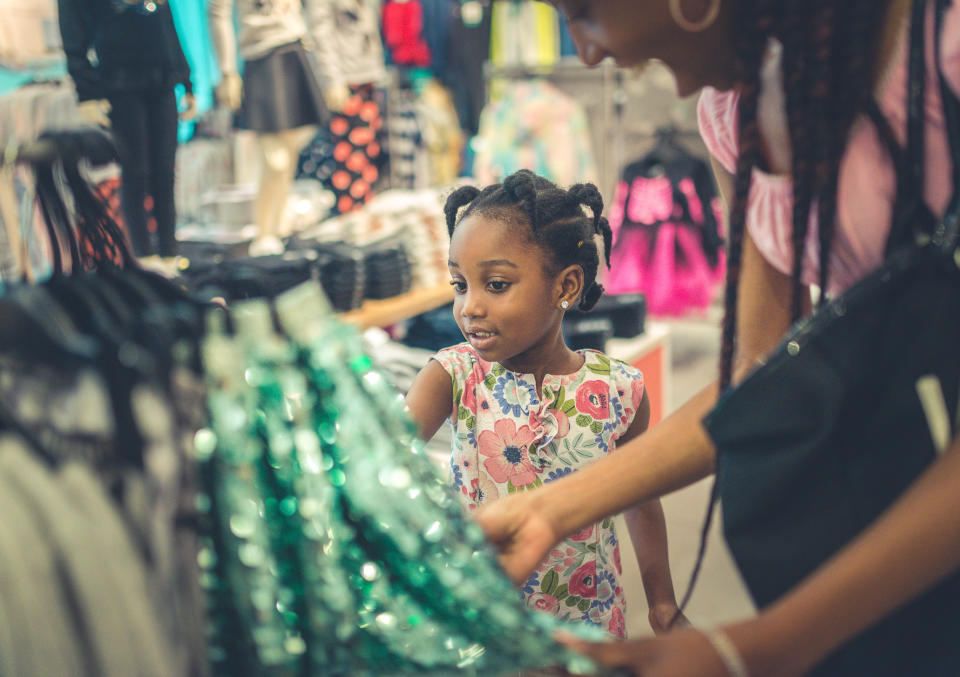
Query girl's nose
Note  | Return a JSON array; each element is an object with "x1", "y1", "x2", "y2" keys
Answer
[{"x1": 461, "y1": 291, "x2": 485, "y2": 319}]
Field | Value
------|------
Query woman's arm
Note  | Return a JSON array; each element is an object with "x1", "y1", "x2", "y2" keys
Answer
[
  {"x1": 567, "y1": 434, "x2": 960, "y2": 677},
  {"x1": 404, "y1": 359, "x2": 453, "y2": 442}
]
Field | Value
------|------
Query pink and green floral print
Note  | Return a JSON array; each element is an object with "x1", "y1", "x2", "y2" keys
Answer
[{"x1": 433, "y1": 344, "x2": 645, "y2": 637}]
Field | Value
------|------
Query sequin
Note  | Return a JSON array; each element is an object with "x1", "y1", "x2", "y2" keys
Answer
[{"x1": 192, "y1": 285, "x2": 608, "y2": 676}]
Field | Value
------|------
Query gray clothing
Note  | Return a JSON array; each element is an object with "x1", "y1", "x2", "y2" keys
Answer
[{"x1": 208, "y1": 0, "x2": 385, "y2": 87}]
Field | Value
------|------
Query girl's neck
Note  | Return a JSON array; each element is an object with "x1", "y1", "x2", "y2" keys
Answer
[{"x1": 499, "y1": 329, "x2": 585, "y2": 393}]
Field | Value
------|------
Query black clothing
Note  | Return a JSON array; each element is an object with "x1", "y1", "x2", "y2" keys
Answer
[
  {"x1": 108, "y1": 88, "x2": 180, "y2": 256},
  {"x1": 58, "y1": 0, "x2": 192, "y2": 101},
  {"x1": 236, "y1": 41, "x2": 329, "y2": 133}
]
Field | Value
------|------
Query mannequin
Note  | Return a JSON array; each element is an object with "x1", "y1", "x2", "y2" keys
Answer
[
  {"x1": 58, "y1": 0, "x2": 196, "y2": 258},
  {"x1": 209, "y1": 0, "x2": 382, "y2": 254}
]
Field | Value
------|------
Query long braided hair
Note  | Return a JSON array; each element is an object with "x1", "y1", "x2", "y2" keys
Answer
[
  {"x1": 443, "y1": 169, "x2": 614, "y2": 311},
  {"x1": 676, "y1": 0, "x2": 898, "y2": 621},
  {"x1": 718, "y1": 0, "x2": 895, "y2": 390}
]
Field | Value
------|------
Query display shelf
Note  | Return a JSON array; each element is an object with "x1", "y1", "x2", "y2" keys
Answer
[{"x1": 340, "y1": 284, "x2": 455, "y2": 329}]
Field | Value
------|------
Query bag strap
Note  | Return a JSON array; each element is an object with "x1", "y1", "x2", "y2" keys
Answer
[
  {"x1": 934, "y1": 0, "x2": 960, "y2": 247},
  {"x1": 871, "y1": 0, "x2": 960, "y2": 254},
  {"x1": 875, "y1": 0, "x2": 936, "y2": 256}
]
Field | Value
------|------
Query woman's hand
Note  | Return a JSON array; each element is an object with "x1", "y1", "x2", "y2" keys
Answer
[
  {"x1": 474, "y1": 491, "x2": 560, "y2": 585},
  {"x1": 558, "y1": 629, "x2": 731, "y2": 677}
]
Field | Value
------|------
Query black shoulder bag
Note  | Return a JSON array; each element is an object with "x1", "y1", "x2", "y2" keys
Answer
[{"x1": 703, "y1": 1, "x2": 960, "y2": 674}]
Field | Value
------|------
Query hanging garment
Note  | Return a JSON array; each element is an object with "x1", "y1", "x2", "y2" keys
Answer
[
  {"x1": 606, "y1": 134, "x2": 726, "y2": 316},
  {"x1": 1, "y1": 128, "x2": 609, "y2": 676},
  {"x1": 442, "y1": 0, "x2": 491, "y2": 135},
  {"x1": 386, "y1": 84, "x2": 429, "y2": 189},
  {"x1": 488, "y1": 0, "x2": 559, "y2": 68},
  {"x1": 308, "y1": 0, "x2": 387, "y2": 88},
  {"x1": 383, "y1": 0, "x2": 432, "y2": 67},
  {"x1": 419, "y1": 0, "x2": 450, "y2": 75},
  {"x1": 472, "y1": 79, "x2": 598, "y2": 187},
  {"x1": 299, "y1": 84, "x2": 383, "y2": 215}
]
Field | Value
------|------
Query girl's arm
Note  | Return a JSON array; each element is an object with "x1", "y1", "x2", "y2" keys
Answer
[
  {"x1": 618, "y1": 392, "x2": 685, "y2": 633},
  {"x1": 404, "y1": 359, "x2": 454, "y2": 442}
]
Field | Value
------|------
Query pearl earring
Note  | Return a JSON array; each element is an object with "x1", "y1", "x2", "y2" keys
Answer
[{"x1": 560, "y1": 301, "x2": 569, "y2": 309}]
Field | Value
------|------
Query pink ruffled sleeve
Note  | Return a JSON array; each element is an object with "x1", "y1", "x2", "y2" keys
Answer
[
  {"x1": 697, "y1": 87, "x2": 740, "y2": 175},
  {"x1": 697, "y1": 87, "x2": 813, "y2": 285}
]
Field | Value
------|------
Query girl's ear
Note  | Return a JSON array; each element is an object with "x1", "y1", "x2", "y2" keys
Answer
[{"x1": 556, "y1": 264, "x2": 584, "y2": 309}]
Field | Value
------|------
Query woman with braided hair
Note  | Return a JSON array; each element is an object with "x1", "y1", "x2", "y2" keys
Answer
[
  {"x1": 405, "y1": 170, "x2": 686, "y2": 649},
  {"x1": 473, "y1": 0, "x2": 960, "y2": 675}
]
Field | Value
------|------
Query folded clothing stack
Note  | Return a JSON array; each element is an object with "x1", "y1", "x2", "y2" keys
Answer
[
  {"x1": 362, "y1": 239, "x2": 413, "y2": 300},
  {"x1": 178, "y1": 251, "x2": 321, "y2": 301},
  {"x1": 293, "y1": 187, "x2": 453, "y2": 290},
  {"x1": 313, "y1": 243, "x2": 367, "y2": 312}
]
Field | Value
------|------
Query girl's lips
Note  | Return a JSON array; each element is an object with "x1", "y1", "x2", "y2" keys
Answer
[{"x1": 467, "y1": 330, "x2": 497, "y2": 351}]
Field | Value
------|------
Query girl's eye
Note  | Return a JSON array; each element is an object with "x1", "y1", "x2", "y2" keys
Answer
[
  {"x1": 450, "y1": 280, "x2": 467, "y2": 293},
  {"x1": 488, "y1": 280, "x2": 510, "y2": 292}
]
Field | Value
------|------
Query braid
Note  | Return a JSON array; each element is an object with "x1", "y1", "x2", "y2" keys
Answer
[
  {"x1": 569, "y1": 183, "x2": 614, "y2": 268},
  {"x1": 679, "y1": 0, "x2": 896, "y2": 626},
  {"x1": 781, "y1": 0, "x2": 816, "y2": 323},
  {"x1": 503, "y1": 169, "x2": 540, "y2": 230},
  {"x1": 443, "y1": 185, "x2": 482, "y2": 235},
  {"x1": 719, "y1": 0, "x2": 891, "y2": 387},
  {"x1": 718, "y1": 2, "x2": 772, "y2": 392},
  {"x1": 442, "y1": 170, "x2": 611, "y2": 311}
]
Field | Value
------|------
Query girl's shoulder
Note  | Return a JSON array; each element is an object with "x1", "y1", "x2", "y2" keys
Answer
[
  {"x1": 577, "y1": 350, "x2": 645, "y2": 408},
  {"x1": 579, "y1": 349, "x2": 643, "y2": 382},
  {"x1": 432, "y1": 343, "x2": 492, "y2": 379}
]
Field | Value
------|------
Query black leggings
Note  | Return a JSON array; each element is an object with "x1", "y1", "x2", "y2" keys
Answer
[{"x1": 108, "y1": 88, "x2": 179, "y2": 257}]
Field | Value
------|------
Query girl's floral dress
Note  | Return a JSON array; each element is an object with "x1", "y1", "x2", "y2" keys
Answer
[{"x1": 433, "y1": 344, "x2": 645, "y2": 638}]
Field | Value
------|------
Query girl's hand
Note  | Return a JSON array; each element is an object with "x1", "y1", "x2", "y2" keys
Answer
[
  {"x1": 648, "y1": 603, "x2": 690, "y2": 635},
  {"x1": 474, "y1": 491, "x2": 559, "y2": 585},
  {"x1": 558, "y1": 629, "x2": 731, "y2": 677}
]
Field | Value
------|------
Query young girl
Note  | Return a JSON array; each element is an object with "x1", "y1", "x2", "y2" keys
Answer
[{"x1": 405, "y1": 169, "x2": 684, "y2": 639}]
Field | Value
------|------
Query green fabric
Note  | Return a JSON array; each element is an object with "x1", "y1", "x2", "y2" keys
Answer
[{"x1": 195, "y1": 284, "x2": 607, "y2": 676}]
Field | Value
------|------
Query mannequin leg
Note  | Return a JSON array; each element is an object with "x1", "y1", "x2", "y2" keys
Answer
[
  {"x1": 250, "y1": 125, "x2": 316, "y2": 254},
  {"x1": 145, "y1": 88, "x2": 180, "y2": 257},
  {"x1": 109, "y1": 92, "x2": 153, "y2": 256}
]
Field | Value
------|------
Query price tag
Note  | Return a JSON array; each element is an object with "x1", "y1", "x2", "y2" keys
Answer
[{"x1": 461, "y1": 0, "x2": 483, "y2": 27}]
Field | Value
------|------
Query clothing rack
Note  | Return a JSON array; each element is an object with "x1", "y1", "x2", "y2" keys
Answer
[
  {"x1": 2, "y1": 128, "x2": 117, "y2": 168},
  {"x1": 482, "y1": 57, "x2": 625, "y2": 200}
]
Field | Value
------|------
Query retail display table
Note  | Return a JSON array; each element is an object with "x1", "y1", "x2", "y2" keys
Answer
[
  {"x1": 340, "y1": 284, "x2": 455, "y2": 330},
  {"x1": 607, "y1": 322, "x2": 672, "y2": 427}
]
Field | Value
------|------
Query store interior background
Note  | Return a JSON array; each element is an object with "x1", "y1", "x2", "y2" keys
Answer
[{"x1": 0, "y1": 0, "x2": 755, "y2": 638}]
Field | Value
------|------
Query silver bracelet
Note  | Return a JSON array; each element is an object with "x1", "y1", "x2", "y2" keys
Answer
[{"x1": 702, "y1": 628, "x2": 750, "y2": 677}]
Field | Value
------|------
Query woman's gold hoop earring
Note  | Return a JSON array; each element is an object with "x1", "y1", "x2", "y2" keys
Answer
[{"x1": 668, "y1": 0, "x2": 721, "y2": 32}]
